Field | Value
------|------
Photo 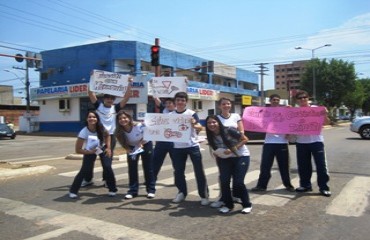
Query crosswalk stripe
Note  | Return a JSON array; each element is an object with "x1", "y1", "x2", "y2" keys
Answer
[
  {"x1": 326, "y1": 176, "x2": 370, "y2": 217},
  {"x1": 0, "y1": 197, "x2": 176, "y2": 240},
  {"x1": 58, "y1": 162, "x2": 128, "y2": 177},
  {"x1": 252, "y1": 173, "x2": 317, "y2": 207},
  {"x1": 188, "y1": 169, "x2": 268, "y2": 198}
]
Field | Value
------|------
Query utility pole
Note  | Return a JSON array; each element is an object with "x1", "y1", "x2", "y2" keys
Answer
[{"x1": 255, "y1": 63, "x2": 269, "y2": 106}]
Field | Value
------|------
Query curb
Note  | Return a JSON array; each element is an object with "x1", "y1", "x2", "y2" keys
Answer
[
  {"x1": 0, "y1": 165, "x2": 55, "y2": 180},
  {"x1": 65, "y1": 154, "x2": 127, "y2": 161}
]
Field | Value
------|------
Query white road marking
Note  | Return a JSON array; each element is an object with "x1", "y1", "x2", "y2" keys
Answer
[
  {"x1": 0, "y1": 165, "x2": 55, "y2": 179},
  {"x1": 0, "y1": 197, "x2": 177, "y2": 240},
  {"x1": 326, "y1": 176, "x2": 370, "y2": 217},
  {"x1": 188, "y1": 169, "x2": 268, "y2": 198}
]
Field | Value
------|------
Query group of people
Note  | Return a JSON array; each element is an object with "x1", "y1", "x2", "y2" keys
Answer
[{"x1": 69, "y1": 86, "x2": 331, "y2": 215}]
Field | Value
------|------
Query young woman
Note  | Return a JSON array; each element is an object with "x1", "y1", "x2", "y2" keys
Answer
[
  {"x1": 69, "y1": 111, "x2": 117, "y2": 199},
  {"x1": 206, "y1": 115, "x2": 252, "y2": 214},
  {"x1": 211, "y1": 97, "x2": 244, "y2": 208},
  {"x1": 115, "y1": 111, "x2": 156, "y2": 199}
]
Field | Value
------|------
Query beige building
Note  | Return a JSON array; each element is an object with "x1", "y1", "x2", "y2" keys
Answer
[{"x1": 274, "y1": 60, "x2": 308, "y2": 91}]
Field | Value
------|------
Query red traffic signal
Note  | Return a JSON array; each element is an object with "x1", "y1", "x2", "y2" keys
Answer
[
  {"x1": 151, "y1": 45, "x2": 160, "y2": 66},
  {"x1": 151, "y1": 45, "x2": 159, "y2": 53}
]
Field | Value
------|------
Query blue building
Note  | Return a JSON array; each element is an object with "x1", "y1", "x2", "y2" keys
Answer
[{"x1": 31, "y1": 40, "x2": 259, "y2": 132}]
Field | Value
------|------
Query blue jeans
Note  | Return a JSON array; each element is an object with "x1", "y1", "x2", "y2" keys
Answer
[
  {"x1": 126, "y1": 141, "x2": 156, "y2": 195},
  {"x1": 218, "y1": 156, "x2": 252, "y2": 209},
  {"x1": 84, "y1": 135, "x2": 116, "y2": 182},
  {"x1": 70, "y1": 152, "x2": 117, "y2": 194},
  {"x1": 296, "y1": 142, "x2": 330, "y2": 191},
  {"x1": 153, "y1": 141, "x2": 174, "y2": 180},
  {"x1": 171, "y1": 146, "x2": 208, "y2": 198},
  {"x1": 256, "y1": 143, "x2": 292, "y2": 188}
]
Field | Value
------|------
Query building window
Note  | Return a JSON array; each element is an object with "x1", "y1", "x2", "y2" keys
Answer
[
  {"x1": 59, "y1": 99, "x2": 70, "y2": 112},
  {"x1": 193, "y1": 100, "x2": 203, "y2": 110}
]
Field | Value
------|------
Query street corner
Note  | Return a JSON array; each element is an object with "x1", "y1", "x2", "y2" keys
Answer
[{"x1": 0, "y1": 162, "x2": 55, "y2": 180}]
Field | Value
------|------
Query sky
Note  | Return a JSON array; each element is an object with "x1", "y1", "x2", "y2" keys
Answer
[{"x1": 1, "y1": 0, "x2": 370, "y2": 101}]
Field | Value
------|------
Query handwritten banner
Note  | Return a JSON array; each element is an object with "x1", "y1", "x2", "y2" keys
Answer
[
  {"x1": 89, "y1": 70, "x2": 130, "y2": 97},
  {"x1": 143, "y1": 113, "x2": 192, "y2": 142},
  {"x1": 242, "y1": 106, "x2": 327, "y2": 135},
  {"x1": 150, "y1": 77, "x2": 188, "y2": 98}
]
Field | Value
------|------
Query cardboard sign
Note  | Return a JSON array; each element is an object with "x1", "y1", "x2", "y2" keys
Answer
[
  {"x1": 243, "y1": 106, "x2": 327, "y2": 135},
  {"x1": 89, "y1": 70, "x2": 130, "y2": 97},
  {"x1": 150, "y1": 77, "x2": 188, "y2": 98},
  {"x1": 143, "y1": 113, "x2": 192, "y2": 142}
]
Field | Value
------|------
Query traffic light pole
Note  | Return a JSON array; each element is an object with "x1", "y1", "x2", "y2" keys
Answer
[{"x1": 154, "y1": 38, "x2": 160, "y2": 77}]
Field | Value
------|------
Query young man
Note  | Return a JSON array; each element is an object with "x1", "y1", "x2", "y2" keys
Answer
[
  {"x1": 251, "y1": 94, "x2": 295, "y2": 192},
  {"x1": 294, "y1": 90, "x2": 331, "y2": 197},
  {"x1": 152, "y1": 97, "x2": 176, "y2": 180},
  {"x1": 170, "y1": 92, "x2": 209, "y2": 205},
  {"x1": 81, "y1": 77, "x2": 132, "y2": 187}
]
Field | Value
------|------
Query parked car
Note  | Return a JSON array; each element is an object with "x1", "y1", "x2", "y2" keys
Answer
[
  {"x1": 245, "y1": 130, "x2": 266, "y2": 141},
  {"x1": 339, "y1": 115, "x2": 350, "y2": 120},
  {"x1": 0, "y1": 123, "x2": 16, "y2": 139},
  {"x1": 350, "y1": 116, "x2": 370, "y2": 139}
]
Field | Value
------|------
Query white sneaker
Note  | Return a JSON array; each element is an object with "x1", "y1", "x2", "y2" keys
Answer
[
  {"x1": 210, "y1": 201, "x2": 224, "y2": 208},
  {"x1": 219, "y1": 206, "x2": 231, "y2": 214},
  {"x1": 124, "y1": 194, "x2": 134, "y2": 199},
  {"x1": 147, "y1": 193, "x2": 155, "y2": 199},
  {"x1": 69, "y1": 192, "x2": 78, "y2": 199},
  {"x1": 172, "y1": 192, "x2": 185, "y2": 203},
  {"x1": 108, "y1": 192, "x2": 117, "y2": 197},
  {"x1": 241, "y1": 207, "x2": 252, "y2": 214},
  {"x1": 200, "y1": 198, "x2": 210, "y2": 206},
  {"x1": 81, "y1": 180, "x2": 93, "y2": 187}
]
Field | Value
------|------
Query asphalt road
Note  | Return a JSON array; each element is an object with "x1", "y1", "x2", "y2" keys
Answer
[{"x1": 1, "y1": 124, "x2": 369, "y2": 240}]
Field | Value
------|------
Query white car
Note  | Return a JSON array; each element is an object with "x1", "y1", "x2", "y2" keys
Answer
[{"x1": 350, "y1": 116, "x2": 370, "y2": 139}]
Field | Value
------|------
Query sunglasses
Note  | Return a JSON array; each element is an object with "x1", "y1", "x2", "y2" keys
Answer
[{"x1": 297, "y1": 96, "x2": 308, "y2": 99}]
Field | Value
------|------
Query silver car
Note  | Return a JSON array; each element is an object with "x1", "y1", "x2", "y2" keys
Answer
[{"x1": 350, "y1": 116, "x2": 370, "y2": 139}]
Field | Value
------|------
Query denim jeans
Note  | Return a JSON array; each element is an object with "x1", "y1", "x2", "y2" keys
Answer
[
  {"x1": 218, "y1": 156, "x2": 252, "y2": 209},
  {"x1": 171, "y1": 146, "x2": 208, "y2": 198},
  {"x1": 70, "y1": 152, "x2": 117, "y2": 194},
  {"x1": 153, "y1": 141, "x2": 174, "y2": 180},
  {"x1": 84, "y1": 135, "x2": 116, "y2": 182},
  {"x1": 126, "y1": 141, "x2": 156, "y2": 195},
  {"x1": 296, "y1": 142, "x2": 330, "y2": 191},
  {"x1": 256, "y1": 143, "x2": 292, "y2": 188}
]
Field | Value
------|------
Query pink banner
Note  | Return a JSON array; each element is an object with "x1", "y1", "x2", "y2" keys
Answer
[{"x1": 242, "y1": 106, "x2": 327, "y2": 135}]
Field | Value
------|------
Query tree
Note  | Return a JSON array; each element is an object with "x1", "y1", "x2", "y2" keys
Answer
[
  {"x1": 358, "y1": 78, "x2": 370, "y2": 115},
  {"x1": 343, "y1": 80, "x2": 365, "y2": 118},
  {"x1": 300, "y1": 58, "x2": 356, "y2": 108}
]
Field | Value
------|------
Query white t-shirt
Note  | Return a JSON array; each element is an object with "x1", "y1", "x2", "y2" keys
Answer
[
  {"x1": 78, "y1": 127, "x2": 100, "y2": 150},
  {"x1": 264, "y1": 133, "x2": 288, "y2": 144},
  {"x1": 123, "y1": 123, "x2": 147, "y2": 147},
  {"x1": 94, "y1": 101, "x2": 120, "y2": 135},
  {"x1": 217, "y1": 113, "x2": 241, "y2": 129},
  {"x1": 170, "y1": 109, "x2": 200, "y2": 149}
]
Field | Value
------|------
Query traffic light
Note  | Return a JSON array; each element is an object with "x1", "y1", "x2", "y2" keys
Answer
[{"x1": 151, "y1": 45, "x2": 160, "y2": 66}]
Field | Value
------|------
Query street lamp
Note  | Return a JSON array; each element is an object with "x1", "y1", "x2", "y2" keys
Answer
[{"x1": 295, "y1": 44, "x2": 331, "y2": 104}]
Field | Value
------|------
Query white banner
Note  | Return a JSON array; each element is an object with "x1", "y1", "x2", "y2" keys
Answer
[
  {"x1": 143, "y1": 113, "x2": 192, "y2": 142},
  {"x1": 150, "y1": 77, "x2": 188, "y2": 98},
  {"x1": 89, "y1": 70, "x2": 130, "y2": 97}
]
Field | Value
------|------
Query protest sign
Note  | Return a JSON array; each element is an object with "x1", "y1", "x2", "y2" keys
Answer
[
  {"x1": 89, "y1": 70, "x2": 130, "y2": 97},
  {"x1": 150, "y1": 77, "x2": 188, "y2": 98},
  {"x1": 243, "y1": 106, "x2": 327, "y2": 135},
  {"x1": 143, "y1": 113, "x2": 192, "y2": 142}
]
